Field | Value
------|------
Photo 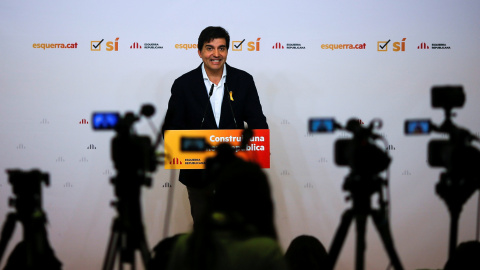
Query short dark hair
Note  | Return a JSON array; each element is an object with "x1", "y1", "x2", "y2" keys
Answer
[{"x1": 198, "y1": 26, "x2": 230, "y2": 51}]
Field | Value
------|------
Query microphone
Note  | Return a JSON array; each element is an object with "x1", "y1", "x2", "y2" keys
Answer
[
  {"x1": 209, "y1": 84, "x2": 214, "y2": 97},
  {"x1": 140, "y1": 104, "x2": 155, "y2": 117},
  {"x1": 224, "y1": 83, "x2": 238, "y2": 128},
  {"x1": 200, "y1": 84, "x2": 215, "y2": 128}
]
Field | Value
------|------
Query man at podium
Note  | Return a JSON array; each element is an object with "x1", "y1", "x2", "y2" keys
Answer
[{"x1": 163, "y1": 26, "x2": 269, "y2": 223}]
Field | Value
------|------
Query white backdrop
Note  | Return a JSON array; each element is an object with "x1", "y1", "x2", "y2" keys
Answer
[{"x1": 1, "y1": 1, "x2": 480, "y2": 269}]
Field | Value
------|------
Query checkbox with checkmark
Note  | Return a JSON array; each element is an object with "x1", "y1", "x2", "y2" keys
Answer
[
  {"x1": 91, "y1": 39, "x2": 104, "y2": 51},
  {"x1": 232, "y1": 39, "x2": 245, "y2": 51},
  {"x1": 377, "y1": 40, "x2": 390, "y2": 51}
]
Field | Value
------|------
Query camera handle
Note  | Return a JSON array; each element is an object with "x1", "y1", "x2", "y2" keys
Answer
[{"x1": 328, "y1": 174, "x2": 404, "y2": 270}]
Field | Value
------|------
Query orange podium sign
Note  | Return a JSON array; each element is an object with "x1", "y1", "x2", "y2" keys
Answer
[{"x1": 164, "y1": 129, "x2": 270, "y2": 169}]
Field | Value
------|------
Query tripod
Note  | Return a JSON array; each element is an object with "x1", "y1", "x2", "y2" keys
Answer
[
  {"x1": 328, "y1": 174, "x2": 404, "y2": 270},
  {"x1": 0, "y1": 169, "x2": 61, "y2": 269},
  {"x1": 102, "y1": 173, "x2": 151, "y2": 270},
  {"x1": 97, "y1": 107, "x2": 158, "y2": 270}
]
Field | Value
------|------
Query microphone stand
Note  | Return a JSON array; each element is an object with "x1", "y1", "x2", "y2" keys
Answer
[
  {"x1": 224, "y1": 83, "x2": 238, "y2": 129},
  {"x1": 200, "y1": 84, "x2": 215, "y2": 128}
]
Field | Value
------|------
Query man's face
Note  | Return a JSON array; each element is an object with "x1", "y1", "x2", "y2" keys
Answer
[{"x1": 198, "y1": 38, "x2": 228, "y2": 74}]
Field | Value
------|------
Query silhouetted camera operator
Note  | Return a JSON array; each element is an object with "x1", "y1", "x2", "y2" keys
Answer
[{"x1": 166, "y1": 140, "x2": 287, "y2": 270}]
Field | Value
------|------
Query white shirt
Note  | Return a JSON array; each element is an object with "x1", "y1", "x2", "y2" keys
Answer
[{"x1": 202, "y1": 63, "x2": 227, "y2": 128}]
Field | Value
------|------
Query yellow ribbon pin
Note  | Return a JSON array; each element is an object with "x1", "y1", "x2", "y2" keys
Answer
[{"x1": 229, "y1": 91, "x2": 234, "y2": 101}]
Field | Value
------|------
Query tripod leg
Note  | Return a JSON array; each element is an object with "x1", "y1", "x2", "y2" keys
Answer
[
  {"x1": 355, "y1": 213, "x2": 367, "y2": 270},
  {"x1": 103, "y1": 219, "x2": 121, "y2": 270},
  {"x1": 448, "y1": 210, "x2": 460, "y2": 259},
  {"x1": 329, "y1": 209, "x2": 354, "y2": 270},
  {"x1": 0, "y1": 213, "x2": 17, "y2": 265},
  {"x1": 371, "y1": 211, "x2": 404, "y2": 270},
  {"x1": 138, "y1": 233, "x2": 151, "y2": 269}
]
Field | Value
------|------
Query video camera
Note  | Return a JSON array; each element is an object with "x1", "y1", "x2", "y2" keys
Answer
[
  {"x1": 309, "y1": 117, "x2": 390, "y2": 176},
  {"x1": 404, "y1": 86, "x2": 480, "y2": 177},
  {"x1": 92, "y1": 104, "x2": 158, "y2": 186}
]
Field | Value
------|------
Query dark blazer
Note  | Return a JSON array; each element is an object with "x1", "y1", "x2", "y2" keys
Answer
[{"x1": 163, "y1": 63, "x2": 268, "y2": 187}]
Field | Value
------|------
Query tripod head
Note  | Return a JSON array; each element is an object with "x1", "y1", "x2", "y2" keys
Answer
[{"x1": 6, "y1": 169, "x2": 49, "y2": 223}]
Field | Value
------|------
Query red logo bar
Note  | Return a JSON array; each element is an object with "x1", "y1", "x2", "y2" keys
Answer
[
  {"x1": 169, "y1": 157, "x2": 182, "y2": 165},
  {"x1": 130, "y1": 42, "x2": 142, "y2": 49},
  {"x1": 417, "y1": 42, "x2": 429, "y2": 49},
  {"x1": 272, "y1": 42, "x2": 284, "y2": 49}
]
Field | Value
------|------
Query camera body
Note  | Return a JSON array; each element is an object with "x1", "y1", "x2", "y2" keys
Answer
[
  {"x1": 309, "y1": 118, "x2": 390, "y2": 175},
  {"x1": 405, "y1": 86, "x2": 480, "y2": 176},
  {"x1": 92, "y1": 105, "x2": 158, "y2": 181}
]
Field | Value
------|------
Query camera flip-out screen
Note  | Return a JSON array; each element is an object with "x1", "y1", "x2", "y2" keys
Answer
[
  {"x1": 309, "y1": 118, "x2": 335, "y2": 133},
  {"x1": 92, "y1": 112, "x2": 120, "y2": 130},
  {"x1": 404, "y1": 119, "x2": 431, "y2": 135}
]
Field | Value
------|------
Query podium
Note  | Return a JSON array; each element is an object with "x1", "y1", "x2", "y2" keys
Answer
[{"x1": 164, "y1": 129, "x2": 270, "y2": 169}]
